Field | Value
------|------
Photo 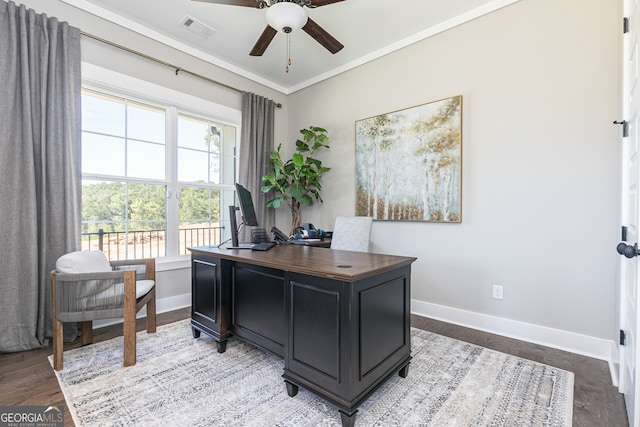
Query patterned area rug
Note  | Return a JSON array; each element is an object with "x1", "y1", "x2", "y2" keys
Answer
[{"x1": 50, "y1": 320, "x2": 573, "y2": 426}]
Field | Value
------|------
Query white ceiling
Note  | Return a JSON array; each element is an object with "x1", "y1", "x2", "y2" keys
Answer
[{"x1": 61, "y1": 0, "x2": 519, "y2": 94}]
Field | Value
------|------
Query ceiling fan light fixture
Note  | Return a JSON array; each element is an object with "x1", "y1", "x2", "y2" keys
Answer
[{"x1": 265, "y1": 2, "x2": 308, "y2": 33}]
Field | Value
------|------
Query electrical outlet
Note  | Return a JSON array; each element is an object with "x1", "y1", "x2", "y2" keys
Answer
[{"x1": 492, "y1": 284, "x2": 504, "y2": 300}]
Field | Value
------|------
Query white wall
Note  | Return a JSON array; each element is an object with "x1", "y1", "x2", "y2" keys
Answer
[{"x1": 285, "y1": 0, "x2": 621, "y2": 357}]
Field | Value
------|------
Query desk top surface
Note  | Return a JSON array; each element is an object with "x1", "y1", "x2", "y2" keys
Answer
[{"x1": 188, "y1": 244, "x2": 416, "y2": 282}]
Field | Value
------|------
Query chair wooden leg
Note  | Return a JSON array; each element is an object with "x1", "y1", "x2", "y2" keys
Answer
[
  {"x1": 147, "y1": 288, "x2": 157, "y2": 334},
  {"x1": 123, "y1": 323, "x2": 136, "y2": 366},
  {"x1": 123, "y1": 271, "x2": 136, "y2": 367},
  {"x1": 81, "y1": 321, "x2": 93, "y2": 346},
  {"x1": 53, "y1": 318, "x2": 64, "y2": 371}
]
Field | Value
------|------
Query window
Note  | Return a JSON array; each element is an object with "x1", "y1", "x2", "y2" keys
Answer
[
  {"x1": 81, "y1": 87, "x2": 238, "y2": 260},
  {"x1": 176, "y1": 113, "x2": 237, "y2": 255}
]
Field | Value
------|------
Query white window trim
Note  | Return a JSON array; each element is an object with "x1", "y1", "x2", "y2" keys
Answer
[
  {"x1": 81, "y1": 62, "x2": 242, "y2": 269},
  {"x1": 81, "y1": 63, "x2": 241, "y2": 126}
]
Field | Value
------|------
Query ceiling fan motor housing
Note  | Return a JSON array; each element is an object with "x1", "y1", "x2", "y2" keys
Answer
[{"x1": 265, "y1": 1, "x2": 308, "y2": 33}]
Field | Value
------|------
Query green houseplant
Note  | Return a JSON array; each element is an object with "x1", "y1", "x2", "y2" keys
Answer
[{"x1": 261, "y1": 126, "x2": 331, "y2": 235}]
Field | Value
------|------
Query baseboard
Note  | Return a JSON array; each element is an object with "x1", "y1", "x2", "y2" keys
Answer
[
  {"x1": 609, "y1": 343, "x2": 620, "y2": 388},
  {"x1": 93, "y1": 293, "x2": 191, "y2": 329},
  {"x1": 411, "y1": 299, "x2": 618, "y2": 384}
]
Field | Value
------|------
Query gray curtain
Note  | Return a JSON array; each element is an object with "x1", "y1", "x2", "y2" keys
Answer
[
  {"x1": 238, "y1": 92, "x2": 276, "y2": 242},
  {"x1": 0, "y1": 1, "x2": 82, "y2": 352}
]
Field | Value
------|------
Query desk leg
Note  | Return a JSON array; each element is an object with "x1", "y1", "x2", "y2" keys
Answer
[
  {"x1": 399, "y1": 364, "x2": 410, "y2": 378},
  {"x1": 339, "y1": 409, "x2": 357, "y2": 427},
  {"x1": 191, "y1": 326, "x2": 227, "y2": 353},
  {"x1": 216, "y1": 340, "x2": 227, "y2": 353},
  {"x1": 285, "y1": 380, "x2": 299, "y2": 397}
]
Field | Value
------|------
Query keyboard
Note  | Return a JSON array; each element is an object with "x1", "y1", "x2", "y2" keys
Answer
[{"x1": 251, "y1": 242, "x2": 276, "y2": 251}]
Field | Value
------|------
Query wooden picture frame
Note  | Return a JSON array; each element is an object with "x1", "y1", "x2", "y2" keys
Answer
[{"x1": 355, "y1": 95, "x2": 462, "y2": 222}]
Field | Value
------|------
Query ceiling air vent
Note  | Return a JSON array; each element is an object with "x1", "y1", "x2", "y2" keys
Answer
[{"x1": 180, "y1": 16, "x2": 216, "y2": 38}]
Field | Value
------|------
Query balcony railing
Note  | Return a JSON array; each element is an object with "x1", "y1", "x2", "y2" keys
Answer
[{"x1": 82, "y1": 227, "x2": 223, "y2": 260}]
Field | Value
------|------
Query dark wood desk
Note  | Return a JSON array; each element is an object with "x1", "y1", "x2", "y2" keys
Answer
[{"x1": 188, "y1": 244, "x2": 416, "y2": 427}]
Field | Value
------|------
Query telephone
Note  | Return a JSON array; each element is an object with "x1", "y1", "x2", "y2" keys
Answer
[{"x1": 271, "y1": 226, "x2": 290, "y2": 243}]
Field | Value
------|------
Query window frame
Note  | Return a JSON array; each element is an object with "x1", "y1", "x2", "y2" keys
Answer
[{"x1": 81, "y1": 63, "x2": 242, "y2": 267}]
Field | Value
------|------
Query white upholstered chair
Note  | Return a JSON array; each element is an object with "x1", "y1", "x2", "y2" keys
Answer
[
  {"x1": 330, "y1": 216, "x2": 373, "y2": 252},
  {"x1": 51, "y1": 250, "x2": 156, "y2": 370}
]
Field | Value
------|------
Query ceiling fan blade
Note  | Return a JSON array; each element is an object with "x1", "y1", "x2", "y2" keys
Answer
[
  {"x1": 191, "y1": 0, "x2": 262, "y2": 8},
  {"x1": 308, "y1": 0, "x2": 346, "y2": 7},
  {"x1": 250, "y1": 25, "x2": 278, "y2": 56},
  {"x1": 302, "y1": 18, "x2": 344, "y2": 54}
]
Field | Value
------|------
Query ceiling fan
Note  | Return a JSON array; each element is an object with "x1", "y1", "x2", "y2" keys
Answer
[{"x1": 193, "y1": 0, "x2": 345, "y2": 57}]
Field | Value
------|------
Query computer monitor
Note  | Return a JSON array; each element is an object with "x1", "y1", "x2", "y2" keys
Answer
[
  {"x1": 235, "y1": 183, "x2": 258, "y2": 227},
  {"x1": 229, "y1": 183, "x2": 258, "y2": 248}
]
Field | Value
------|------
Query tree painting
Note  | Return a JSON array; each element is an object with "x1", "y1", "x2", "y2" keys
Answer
[{"x1": 356, "y1": 96, "x2": 462, "y2": 222}]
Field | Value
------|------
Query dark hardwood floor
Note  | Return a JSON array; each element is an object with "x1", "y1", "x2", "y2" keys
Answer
[{"x1": 0, "y1": 309, "x2": 628, "y2": 426}]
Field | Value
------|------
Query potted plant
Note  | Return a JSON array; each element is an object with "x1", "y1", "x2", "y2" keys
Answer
[{"x1": 261, "y1": 126, "x2": 331, "y2": 236}]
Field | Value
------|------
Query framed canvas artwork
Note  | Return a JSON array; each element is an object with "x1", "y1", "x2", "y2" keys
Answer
[{"x1": 355, "y1": 95, "x2": 462, "y2": 222}]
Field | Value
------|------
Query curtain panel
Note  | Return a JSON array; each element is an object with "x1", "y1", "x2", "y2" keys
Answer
[
  {"x1": 0, "y1": 1, "x2": 81, "y2": 352},
  {"x1": 238, "y1": 92, "x2": 276, "y2": 242}
]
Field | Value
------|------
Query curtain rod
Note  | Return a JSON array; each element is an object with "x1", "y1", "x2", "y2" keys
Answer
[{"x1": 80, "y1": 31, "x2": 282, "y2": 108}]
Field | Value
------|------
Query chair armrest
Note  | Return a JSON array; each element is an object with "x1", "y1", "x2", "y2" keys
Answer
[
  {"x1": 53, "y1": 269, "x2": 133, "y2": 282},
  {"x1": 110, "y1": 258, "x2": 155, "y2": 281}
]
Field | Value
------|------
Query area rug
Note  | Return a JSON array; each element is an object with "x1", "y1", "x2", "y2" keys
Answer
[{"x1": 50, "y1": 320, "x2": 573, "y2": 426}]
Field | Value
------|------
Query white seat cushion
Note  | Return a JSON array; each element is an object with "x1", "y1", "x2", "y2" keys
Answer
[
  {"x1": 134, "y1": 280, "x2": 155, "y2": 299},
  {"x1": 56, "y1": 251, "x2": 112, "y2": 274}
]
